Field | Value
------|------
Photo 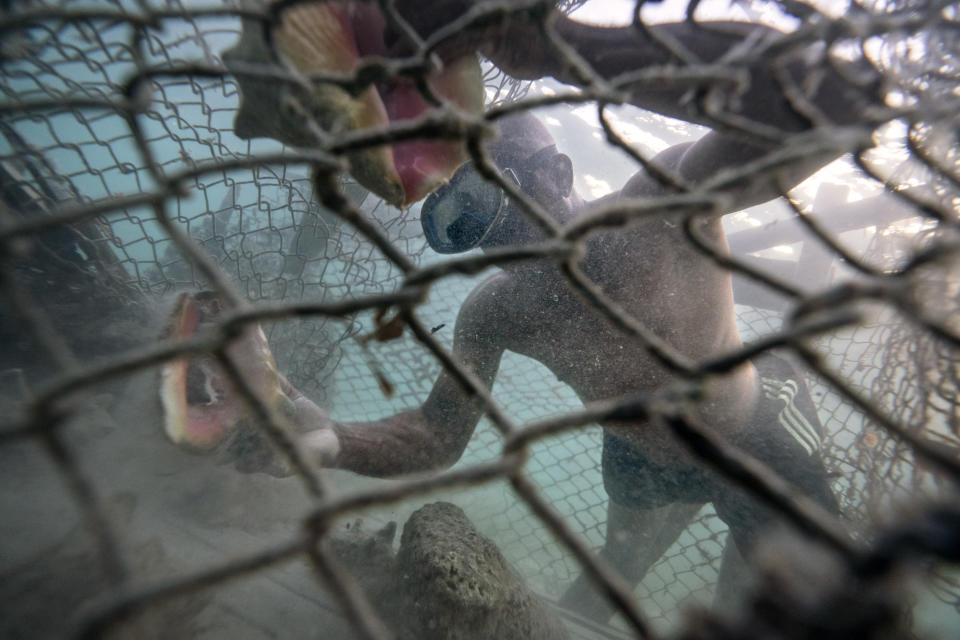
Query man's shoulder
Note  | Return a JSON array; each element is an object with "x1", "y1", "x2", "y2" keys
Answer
[
  {"x1": 459, "y1": 271, "x2": 518, "y2": 321},
  {"x1": 441, "y1": 272, "x2": 517, "y2": 356},
  {"x1": 455, "y1": 270, "x2": 540, "y2": 343}
]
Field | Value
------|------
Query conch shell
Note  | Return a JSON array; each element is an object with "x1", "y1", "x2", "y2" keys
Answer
[
  {"x1": 222, "y1": 1, "x2": 484, "y2": 208},
  {"x1": 159, "y1": 291, "x2": 290, "y2": 453}
]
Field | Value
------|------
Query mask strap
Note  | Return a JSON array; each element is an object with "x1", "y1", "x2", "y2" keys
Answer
[
  {"x1": 471, "y1": 168, "x2": 519, "y2": 250},
  {"x1": 520, "y1": 144, "x2": 558, "y2": 170}
]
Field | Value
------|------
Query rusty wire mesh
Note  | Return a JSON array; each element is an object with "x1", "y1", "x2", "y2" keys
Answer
[{"x1": 1, "y1": 0, "x2": 960, "y2": 638}]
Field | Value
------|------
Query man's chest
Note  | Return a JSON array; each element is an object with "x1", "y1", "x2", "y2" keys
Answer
[{"x1": 501, "y1": 295, "x2": 670, "y2": 397}]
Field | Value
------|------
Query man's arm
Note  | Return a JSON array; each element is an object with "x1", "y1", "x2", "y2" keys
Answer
[
  {"x1": 618, "y1": 129, "x2": 839, "y2": 217},
  {"x1": 394, "y1": 2, "x2": 879, "y2": 211},
  {"x1": 392, "y1": 1, "x2": 879, "y2": 131},
  {"x1": 291, "y1": 277, "x2": 508, "y2": 477}
]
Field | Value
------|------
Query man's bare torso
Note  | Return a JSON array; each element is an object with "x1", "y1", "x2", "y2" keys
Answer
[{"x1": 464, "y1": 211, "x2": 760, "y2": 467}]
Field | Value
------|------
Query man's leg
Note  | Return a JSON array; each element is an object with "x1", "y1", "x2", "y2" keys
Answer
[
  {"x1": 713, "y1": 535, "x2": 752, "y2": 611},
  {"x1": 712, "y1": 460, "x2": 838, "y2": 612},
  {"x1": 712, "y1": 355, "x2": 841, "y2": 606},
  {"x1": 558, "y1": 499, "x2": 702, "y2": 622}
]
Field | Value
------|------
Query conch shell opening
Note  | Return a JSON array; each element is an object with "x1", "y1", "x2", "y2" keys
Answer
[
  {"x1": 222, "y1": 1, "x2": 484, "y2": 208},
  {"x1": 159, "y1": 291, "x2": 288, "y2": 453}
]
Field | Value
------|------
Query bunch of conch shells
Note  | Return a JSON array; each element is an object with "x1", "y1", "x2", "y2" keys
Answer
[{"x1": 222, "y1": 0, "x2": 485, "y2": 208}]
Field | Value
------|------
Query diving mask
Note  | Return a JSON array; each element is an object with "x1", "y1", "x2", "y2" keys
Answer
[{"x1": 420, "y1": 163, "x2": 520, "y2": 254}]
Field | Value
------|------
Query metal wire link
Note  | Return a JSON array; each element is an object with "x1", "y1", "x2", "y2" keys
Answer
[{"x1": 1, "y1": 0, "x2": 959, "y2": 638}]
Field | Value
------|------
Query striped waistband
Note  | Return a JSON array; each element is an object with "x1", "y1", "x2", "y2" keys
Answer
[{"x1": 760, "y1": 377, "x2": 823, "y2": 456}]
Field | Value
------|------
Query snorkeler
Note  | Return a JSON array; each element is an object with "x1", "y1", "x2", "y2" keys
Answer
[
  {"x1": 277, "y1": 110, "x2": 840, "y2": 618},
  {"x1": 204, "y1": 1, "x2": 880, "y2": 621}
]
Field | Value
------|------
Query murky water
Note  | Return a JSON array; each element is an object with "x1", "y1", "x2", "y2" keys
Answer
[{"x1": 2, "y1": 1, "x2": 959, "y2": 638}]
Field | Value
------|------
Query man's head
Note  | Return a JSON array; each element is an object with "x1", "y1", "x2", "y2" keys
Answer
[{"x1": 420, "y1": 112, "x2": 577, "y2": 254}]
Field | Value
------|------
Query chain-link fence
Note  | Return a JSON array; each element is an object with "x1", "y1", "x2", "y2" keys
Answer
[{"x1": 2, "y1": 0, "x2": 959, "y2": 638}]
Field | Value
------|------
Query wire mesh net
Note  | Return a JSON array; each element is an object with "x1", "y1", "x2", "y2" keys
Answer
[{"x1": 2, "y1": 0, "x2": 960, "y2": 638}]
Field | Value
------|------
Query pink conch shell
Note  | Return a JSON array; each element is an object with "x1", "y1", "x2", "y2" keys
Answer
[
  {"x1": 222, "y1": 1, "x2": 483, "y2": 207},
  {"x1": 159, "y1": 291, "x2": 288, "y2": 452}
]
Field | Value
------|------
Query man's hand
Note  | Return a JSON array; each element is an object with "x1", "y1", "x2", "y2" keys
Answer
[
  {"x1": 300, "y1": 424, "x2": 342, "y2": 469},
  {"x1": 285, "y1": 383, "x2": 342, "y2": 468},
  {"x1": 223, "y1": 392, "x2": 341, "y2": 477}
]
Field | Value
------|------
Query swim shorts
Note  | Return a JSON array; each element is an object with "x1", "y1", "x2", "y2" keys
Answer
[{"x1": 601, "y1": 352, "x2": 839, "y2": 553}]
